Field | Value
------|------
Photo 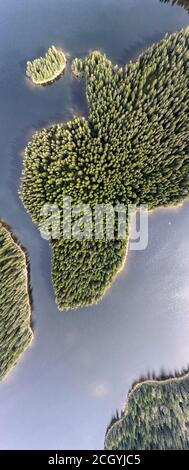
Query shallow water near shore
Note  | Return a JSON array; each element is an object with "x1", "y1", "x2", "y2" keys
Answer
[{"x1": 0, "y1": 0, "x2": 189, "y2": 450}]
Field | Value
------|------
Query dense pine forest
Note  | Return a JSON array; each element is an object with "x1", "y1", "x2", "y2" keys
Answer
[
  {"x1": 104, "y1": 372, "x2": 189, "y2": 450},
  {"x1": 160, "y1": 0, "x2": 189, "y2": 13},
  {"x1": 21, "y1": 29, "x2": 189, "y2": 310},
  {"x1": 26, "y1": 46, "x2": 66, "y2": 85},
  {"x1": 0, "y1": 222, "x2": 33, "y2": 380}
]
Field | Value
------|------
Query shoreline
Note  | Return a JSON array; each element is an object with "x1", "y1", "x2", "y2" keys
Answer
[
  {"x1": 88, "y1": 194, "x2": 189, "y2": 311},
  {"x1": 19, "y1": 176, "x2": 189, "y2": 313},
  {"x1": 0, "y1": 220, "x2": 33, "y2": 382},
  {"x1": 55, "y1": 235, "x2": 129, "y2": 312},
  {"x1": 28, "y1": 61, "x2": 66, "y2": 86},
  {"x1": 104, "y1": 368, "x2": 189, "y2": 446},
  {"x1": 23, "y1": 36, "x2": 189, "y2": 310}
]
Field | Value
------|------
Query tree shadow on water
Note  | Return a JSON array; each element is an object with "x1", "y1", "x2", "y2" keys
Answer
[
  {"x1": 118, "y1": 30, "x2": 168, "y2": 66},
  {"x1": 69, "y1": 74, "x2": 89, "y2": 119}
]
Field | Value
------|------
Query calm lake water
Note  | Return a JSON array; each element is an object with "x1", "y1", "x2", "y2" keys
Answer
[{"x1": 0, "y1": 0, "x2": 189, "y2": 450}]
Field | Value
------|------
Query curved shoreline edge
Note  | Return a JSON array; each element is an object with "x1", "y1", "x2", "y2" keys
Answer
[
  {"x1": 104, "y1": 367, "x2": 189, "y2": 446},
  {"x1": 0, "y1": 220, "x2": 33, "y2": 382},
  {"x1": 26, "y1": 47, "x2": 67, "y2": 86},
  {"x1": 29, "y1": 61, "x2": 67, "y2": 86}
]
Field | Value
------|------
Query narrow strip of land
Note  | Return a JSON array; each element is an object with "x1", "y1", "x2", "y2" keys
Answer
[{"x1": 0, "y1": 220, "x2": 33, "y2": 381}]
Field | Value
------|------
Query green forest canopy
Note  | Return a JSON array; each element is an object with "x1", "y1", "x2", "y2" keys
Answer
[
  {"x1": 21, "y1": 28, "x2": 189, "y2": 310},
  {"x1": 0, "y1": 222, "x2": 33, "y2": 381},
  {"x1": 26, "y1": 46, "x2": 66, "y2": 84},
  {"x1": 104, "y1": 372, "x2": 189, "y2": 450}
]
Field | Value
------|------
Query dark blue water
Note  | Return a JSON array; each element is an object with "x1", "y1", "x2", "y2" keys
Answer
[{"x1": 0, "y1": 0, "x2": 189, "y2": 450}]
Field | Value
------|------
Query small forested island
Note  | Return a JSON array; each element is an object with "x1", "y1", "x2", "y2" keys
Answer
[
  {"x1": 21, "y1": 28, "x2": 189, "y2": 310},
  {"x1": 104, "y1": 371, "x2": 189, "y2": 450},
  {"x1": 0, "y1": 221, "x2": 33, "y2": 381},
  {"x1": 26, "y1": 46, "x2": 67, "y2": 85}
]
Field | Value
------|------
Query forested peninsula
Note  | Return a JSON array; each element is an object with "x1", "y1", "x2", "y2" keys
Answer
[
  {"x1": 21, "y1": 28, "x2": 189, "y2": 311},
  {"x1": 26, "y1": 46, "x2": 66, "y2": 85},
  {"x1": 104, "y1": 370, "x2": 189, "y2": 450},
  {"x1": 0, "y1": 221, "x2": 33, "y2": 381}
]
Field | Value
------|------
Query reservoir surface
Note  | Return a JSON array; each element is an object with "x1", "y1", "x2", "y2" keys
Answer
[{"x1": 0, "y1": 0, "x2": 189, "y2": 450}]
